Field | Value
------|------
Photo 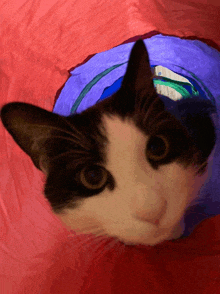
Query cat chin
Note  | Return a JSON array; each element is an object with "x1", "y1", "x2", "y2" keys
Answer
[
  {"x1": 119, "y1": 232, "x2": 173, "y2": 246},
  {"x1": 116, "y1": 220, "x2": 185, "y2": 246},
  {"x1": 121, "y1": 231, "x2": 184, "y2": 246}
]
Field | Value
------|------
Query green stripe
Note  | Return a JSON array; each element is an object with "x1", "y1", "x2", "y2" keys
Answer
[
  {"x1": 177, "y1": 66, "x2": 216, "y2": 108},
  {"x1": 153, "y1": 79, "x2": 198, "y2": 98}
]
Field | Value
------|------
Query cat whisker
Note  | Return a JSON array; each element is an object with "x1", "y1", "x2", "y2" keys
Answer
[
  {"x1": 67, "y1": 231, "x2": 99, "y2": 247},
  {"x1": 70, "y1": 226, "x2": 109, "y2": 242},
  {"x1": 36, "y1": 122, "x2": 83, "y2": 142},
  {"x1": 69, "y1": 232, "x2": 122, "y2": 259},
  {"x1": 76, "y1": 234, "x2": 109, "y2": 252},
  {"x1": 60, "y1": 117, "x2": 85, "y2": 137},
  {"x1": 90, "y1": 237, "x2": 122, "y2": 261},
  {"x1": 140, "y1": 95, "x2": 162, "y2": 119},
  {"x1": 46, "y1": 134, "x2": 90, "y2": 151},
  {"x1": 78, "y1": 228, "x2": 108, "y2": 239},
  {"x1": 72, "y1": 226, "x2": 121, "y2": 253},
  {"x1": 50, "y1": 149, "x2": 90, "y2": 162}
]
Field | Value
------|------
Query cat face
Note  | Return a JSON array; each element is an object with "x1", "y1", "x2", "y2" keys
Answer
[
  {"x1": 57, "y1": 114, "x2": 211, "y2": 246},
  {"x1": 0, "y1": 40, "x2": 216, "y2": 246}
]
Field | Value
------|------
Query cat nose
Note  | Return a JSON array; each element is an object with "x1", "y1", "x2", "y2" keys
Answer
[
  {"x1": 132, "y1": 183, "x2": 167, "y2": 224},
  {"x1": 153, "y1": 219, "x2": 160, "y2": 225},
  {"x1": 134, "y1": 203, "x2": 166, "y2": 225}
]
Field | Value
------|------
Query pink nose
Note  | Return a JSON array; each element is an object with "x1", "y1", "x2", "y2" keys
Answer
[
  {"x1": 135, "y1": 205, "x2": 166, "y2": 225},
  {"x1": 154, "y1": 219, "x2": 160, "y2": 225}
]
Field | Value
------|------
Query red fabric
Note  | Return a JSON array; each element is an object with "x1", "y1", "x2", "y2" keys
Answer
[{"x1": 0, "y1": 1, "x2": 220, "y2": 293}]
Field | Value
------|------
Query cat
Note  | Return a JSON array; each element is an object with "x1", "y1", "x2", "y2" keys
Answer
[{"x1": 0, "y1": 39, "x2": 216, "y2": 246}]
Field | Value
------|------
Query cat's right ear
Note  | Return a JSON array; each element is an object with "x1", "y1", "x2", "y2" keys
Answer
[{"x1": 1, "y1": 102, "x2": 70, "y2": 173}]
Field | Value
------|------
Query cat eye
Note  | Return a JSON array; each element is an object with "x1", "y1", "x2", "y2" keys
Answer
[
  {"x1": 79, "y1": 165, "x2": 108, "y2": 190},
  {"x1": 146, "y1": 135, "x2": 169, "y2": 161}
]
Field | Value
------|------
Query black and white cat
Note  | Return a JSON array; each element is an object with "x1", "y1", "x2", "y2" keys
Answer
[{"x1": 0, "y1": 40, "x2": 216, "y2": 246}]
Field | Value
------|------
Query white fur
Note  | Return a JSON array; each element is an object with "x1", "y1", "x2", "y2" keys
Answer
[{"x1": 57, "y1": 115, "x2": 209, "y2": 246}]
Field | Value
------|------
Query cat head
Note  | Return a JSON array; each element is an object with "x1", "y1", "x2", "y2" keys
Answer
[{"x1": 0, "y1": 40, "x2": 216, "y2": 246}]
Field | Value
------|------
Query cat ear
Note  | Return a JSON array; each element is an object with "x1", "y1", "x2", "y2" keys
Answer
[
  {"x1": 1, "y1": 102, "x2": 69, "y2": 173},
  {"x1": 120, "y1": 39, "x2": 156, "y2": 99}
]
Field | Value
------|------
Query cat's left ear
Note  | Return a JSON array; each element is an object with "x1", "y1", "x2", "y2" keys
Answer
[
  {"x1": 1, "y1": 102, "x2": 70, "y2": 173},
  {"x1": 120, "y1": 39, "x2": 156, "y2": 99}
]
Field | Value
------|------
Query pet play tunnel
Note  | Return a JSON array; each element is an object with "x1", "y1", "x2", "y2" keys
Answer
[{"x1": 1, "y1": 1, "x2": 220, "y2": 293}]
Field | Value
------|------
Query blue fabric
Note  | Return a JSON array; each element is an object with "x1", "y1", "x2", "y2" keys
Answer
[
  {"x1": 53, "y1": 34, "x2": 220, "y2": 237},
  {"x1": 53, "y1": 34, "x2": 220, "y2": 116}
]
